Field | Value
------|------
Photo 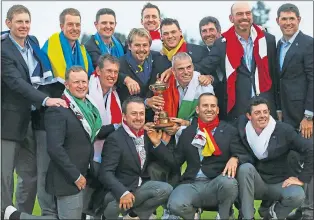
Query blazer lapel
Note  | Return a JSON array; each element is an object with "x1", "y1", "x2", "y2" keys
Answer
[
  {"x1": 69, "y1": 110, "x2": 91, "y2": 142},
  {"x1": 123, "y1": 129, "x2": 141, "y2": 170},
  {"x1": 6, "y1": 37, "x2": 29, "y2": 75},
  {"x1": 276, "y1": 40, "x2": 282, "y2": 76},
  {"x1": 281, "y1": 32, "x2": 302, "y2": 74}
]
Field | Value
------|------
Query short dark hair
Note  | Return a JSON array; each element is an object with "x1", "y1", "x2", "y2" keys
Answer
[
  {"x1": 246, "y1": 96, "x2": 271, "y2": 115},
  {"x1": 59, "y1": 8, "x2": 81, "y2": 25},
  {"x1": 277, "y1": 3, "x2": 300, "y2": 18},
  {"x1": 160, "y1": 18, "x2": 181, "y2": 33},
  {"x1": 6, "y1": 5, "x2": 31, "y2": 21},
  {"x1": 97, "y1": 54, "x2": 120, "y2": 70},
  {"x1": 199, "y1": 16, "x2": 221, "y2": 34},
  {"x1": 122, "y1": 96, "x2": 145, "y2": 114},
  {"x1": 141, "y1": 2, "x2": 161, "y2": 19},
  {"x1": 65, "y1": 65, "x2": 87, "y2": 81},
  {"x1": 197, "y1": 93, "x2": 217, "y2": 106},
  {"x1": 95, "y1": 8, "x2": 116, "y2": 22}
]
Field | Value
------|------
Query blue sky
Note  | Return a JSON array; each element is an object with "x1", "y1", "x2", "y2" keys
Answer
[{"x1": 2, "y1": 1, "x2": 313, "y2": 46}]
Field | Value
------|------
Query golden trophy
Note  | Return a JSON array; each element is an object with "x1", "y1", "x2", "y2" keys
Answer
[{"x1": 149, "y1": 77, "x2": 174, "y2": 129}]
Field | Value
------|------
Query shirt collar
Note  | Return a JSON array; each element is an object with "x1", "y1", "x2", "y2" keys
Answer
[
  {"x1": 235, "y1": 31, "x2": 252, "y2": 43},
  {"x1": 9, "y1": 33, "x2": 29, "y2": 51},
  {"x1": 176, "y1": 80, "x2": 189, "y2": 90},
  {"x1": 280, "y1": 30, "x2": 300, "y2": 44}
]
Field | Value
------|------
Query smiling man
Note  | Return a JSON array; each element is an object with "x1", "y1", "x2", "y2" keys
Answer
[
  {"x1": 236, "y1": 96, "x2": 313, "y2": 220},
  {"x1": 85, "y1": 8, "x2": 125, "y2": 69},
  {"x1": 42, "y1": 8, "x2": 94, "y2": 93},
  {"x1": 141, "y1": 2, "x2": 162, "y2": 52},
  {"x1": 199, "y1": 16, "x2": 222, "y2": 51}
]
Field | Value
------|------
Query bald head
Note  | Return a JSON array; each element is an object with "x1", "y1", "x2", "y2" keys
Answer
[{"x1": 231, "y1": 1, "x2": 251, "y2": 15}]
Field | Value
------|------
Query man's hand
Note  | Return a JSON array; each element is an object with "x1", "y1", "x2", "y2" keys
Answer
[
  {"x1": 164, "y1": 123, "x2": 180, "y2": 136},
  {"x1": 169, "y1": 117, "x2": 190, "y2": 126},
  {"x1": 119, "y1": 192, "x2": 135, "y2": 210},
  {"x1": 146, "y1": 96, "x2": 165, "y2": 112},
  {"x1": 222, "y1": 157, "x2": 239, "y2": 178},
  {"x1": 198, "y1": 75, "x2": 213, "y2": 86},
  {"x1": 143, "y1": 122, "x2": 155, "y2": 131},
  {"x1": 299, "y1": 118, "x2": 313, "y2": 139},
  {"x1": 45, "y1": 98, "x2": 68, "y2": 108},
  {"x1": 124, "y1": 76, "x2": 140, "y2": 95},
  {"x1": 159, "y1": 68, "x2": 172, "y2": 82},
  {"x1": 147, "y1": 128, "x2": 162, "y2": 147},
  {"x1": 75, "y1": 175, "x2": 86, "y2": 190},
  {"x1": 282, "y1": 177, "x2": 304, "y2": 188},
  {"x1": 277, "y1": 111, "x2": 283, "y2": 121}
]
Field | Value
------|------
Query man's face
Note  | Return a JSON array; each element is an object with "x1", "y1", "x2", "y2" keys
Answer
[
  {"x1": 196, "y1": 95, "x2": 219, "y2": 123},
  {"x1": 95, "y1": 14, "x2": 116, "y2": 39},
  {"x1": 229, "y1": 3, "x2": 253, "y2": 33},
  {"x1": 6, "y1": 13, "x2": 31, "y2": 40},
  {"x1": 161, "y1": 24, "x2": 182, "y2": 49},
  {"x1": 123, "y1": 102, "x2": 145, "y2": 132},
  {"x1": 128, "y1": 35, "x2": 150, "y2": 64},
  {"x1": 172, "y1": 57, "x2": 194, "y2": 87},
  {"x1": 97, "y1": 60, "x2": 119, "y2": 91},
  {"x1": 276, "y1": 11, "x2": 300, "y2": 39},
  {"x1": 60, "y1": 14, "x2": 81, "y2": 41},
  {"x1": 200, "y1": 22, "x2": 221, "y2": 46},
  {"x1": 141, "y1": 8, "x2": 161, "y2": 31},
  {"x1": 65, "y1": 70, "x2": 88, "y2": 99},
  {"x1": 246, "y1": 104, "x2": 270, "y2": 130}
]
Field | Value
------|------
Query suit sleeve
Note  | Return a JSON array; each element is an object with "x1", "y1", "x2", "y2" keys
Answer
[
  {"x1": 87, "y1": 52, "x2": 94, "y2": 77},
  {"x1": 194, "y1": 39, "x2": 222, "y2": 75},
  {"x1": 151, "y1": 133, "x2": 186, "y2": 170},
  {"x1": 285, "y1": 124, "x2": 313, "y2": 183},
  {"x1": 304, "y1": 38, "x2": 313, "y2": 113},
  {"x1": 99, "y1": 135, "x2": 128, "y2": 199},
  {"x1": 1, "y1": 50, "x2": 48, "y2": 109},
  {"x1": 44, "y1": 107, "x2": 81, "y2": 182},
  {"x1": 96, "y1": 124, "x2": 115, "y2": 140},
  {"x1": 229, "y1": 127, "x2": 255, "y2": 165}
]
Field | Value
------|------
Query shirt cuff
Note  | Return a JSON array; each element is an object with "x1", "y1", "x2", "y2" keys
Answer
[
  {"x1": 304, "y1": 110, "x2": 313, "y2": 117},
  {"x1": 153, "y1": 141, "x2": 162, "y2": 149},
  {"x1": 74, "y1": 174, "x2": 82, "y2": 183},
  {"x1": 42, "y1": 97, "x2": 50, "y2": 107},
  {"x1": 120, "y1": 191, "x2": 130, "y2": 199},
  {"x1": 113, "y1": 123, "x2": 121, "y2": 130},
  {"x1": 276, "y1": 110, "x2": 282, "y2": 113}
]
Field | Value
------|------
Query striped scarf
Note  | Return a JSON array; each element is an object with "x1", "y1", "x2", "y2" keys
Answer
[{"x1": 222, "y1": 24, "x2": 272, "y2": 113}]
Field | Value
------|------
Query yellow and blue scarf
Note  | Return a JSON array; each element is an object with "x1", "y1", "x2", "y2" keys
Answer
[
  {"x1": 42, "y1": 32, "x2": 94, "y2": 82},
  {"x1": 94, "y1": 33, "x2": 124, "y2": 58}
]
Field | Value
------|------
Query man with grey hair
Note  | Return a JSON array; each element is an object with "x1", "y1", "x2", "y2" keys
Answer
[
  {"x1": 3, "y1": 66, "x2": 110, "y2": 220},
  {"x1": 1, "y1": 4, "x2": 67, "y2": 215},
  {"x1": 199, "y1": 16, "x2": 222, "y2": 51},
  {"x1": 275, "y1": 3, "x2": 313, "y2": 220}
]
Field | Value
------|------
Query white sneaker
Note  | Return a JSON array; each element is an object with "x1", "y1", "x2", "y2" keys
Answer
[
  {"x1": 123, "y1": 214, "x2": 140, "y2": 220},
  {"x1": 4, "y1": 206, "x2": 17, "y2": 220},
  {"x1": 194, "y1": 208, "x2": 202, "y2": 220},
  {"x1": 149, "y1": 213, "x2": 157, "y2": 220}
]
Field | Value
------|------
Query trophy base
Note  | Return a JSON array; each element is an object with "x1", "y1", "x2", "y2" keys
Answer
[{"x1": 153, "y1": 122, "x2": 174, "y2": 129}]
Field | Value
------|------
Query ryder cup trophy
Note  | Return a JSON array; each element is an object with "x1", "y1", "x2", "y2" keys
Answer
[{"x1": 149, "y1": 77, "x2": 174, "y2": 129}]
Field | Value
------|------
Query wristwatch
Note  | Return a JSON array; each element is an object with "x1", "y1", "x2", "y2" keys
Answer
[{"x1": 304, "y1": 114, "x2": 313, "y2": 121}]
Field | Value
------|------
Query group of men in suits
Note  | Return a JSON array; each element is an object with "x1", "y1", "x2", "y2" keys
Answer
[{"x1": 1, "y1": 1, "x2": 313, "y2": 220}]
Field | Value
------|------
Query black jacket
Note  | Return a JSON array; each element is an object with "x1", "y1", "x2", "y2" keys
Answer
[
  {"x1": 151, "y1": 118, "x2": 247, "y2": 184},
  {"x1": 237, "y1": 115, "x2": 313, "y2": 184}
]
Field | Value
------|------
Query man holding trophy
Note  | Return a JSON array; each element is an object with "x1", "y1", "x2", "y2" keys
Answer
[{"x1": 146, "y1": 52, "x2": 214, "y2": 219}]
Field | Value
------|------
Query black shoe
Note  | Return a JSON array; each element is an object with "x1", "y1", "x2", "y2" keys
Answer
[{"x1": 286, "y1": 210, "x2": 302, "y2": 220}]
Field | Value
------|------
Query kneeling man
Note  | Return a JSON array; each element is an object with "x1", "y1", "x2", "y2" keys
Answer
[
  {"x1": 236, "y1": 96, "x2": 313, "y2": 219},
  {"x1": 148, "y1": 93, "x2": 246, "y2": 219},
  {"x1": 99, "y1": 96, "x2": 173, "y2": 219}
]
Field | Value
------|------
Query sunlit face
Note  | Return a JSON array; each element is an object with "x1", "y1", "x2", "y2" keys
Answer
[
  {"x1": 246, "y1": 104, "x2": 270, "y2": 130},
  {"x1": 96, "y1": 60, "x2": 119, "y2": 92},
  {"x1": 141, "y1": 8, "x2": 161, "y2": 31},
  {"x1": 61, "y1": 14, "x2": 81, "y2": 42},
  {"x1": 196, "y1": 95, "x2": 219, "y2": 123},
  {"x1": 128, "y1": 35, "x2": 150, "y2": 64},
  {"x1": 65, "y1": 70, "x2": 88, "y2": 100},
  {"x1": 172, "y1": 57, "x2": 194, "y2": 87},
  {"x1": 161, "y1": 23, "x2": 182, "y2": 49},
  {"x1": 123, "y1": 102, "x2": 145, "y2": 132},
  {"x1": 200, "y1": 22, "x2": 221, "y2": 46},
  {"x1": 229, "y1": 2, "x2": 253, "y2": 33},
  {"x1": 6, "y1": 12, "x2": 31, "y2": 41},
  {"x1": 276, "y1": 11, "x2": 301, "y2": 39},
  {"x1": 95, "y1": 14, "x2": 116, "y2": 39}
]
